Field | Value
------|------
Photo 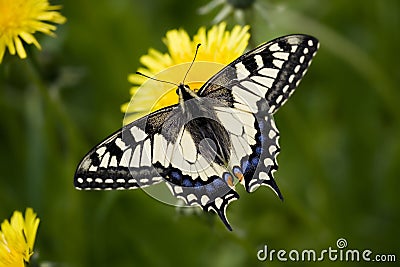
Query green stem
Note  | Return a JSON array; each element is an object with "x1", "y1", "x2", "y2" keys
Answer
[
  {"x1": 24, "y1": 58, "x2": 46, "y2": 210},
  {"x1": 24, "y1": 53, "x2": 83, "y2": 209}
]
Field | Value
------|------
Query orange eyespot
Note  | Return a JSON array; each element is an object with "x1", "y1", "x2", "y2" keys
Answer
[{"x1": 226, "y1": 174, "x2": 234, "y2": 187}]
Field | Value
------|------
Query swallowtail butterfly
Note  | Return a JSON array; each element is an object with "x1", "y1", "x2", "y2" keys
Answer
[{"x1": 74, "y1": 34, "x2": 319, "y2": 230}]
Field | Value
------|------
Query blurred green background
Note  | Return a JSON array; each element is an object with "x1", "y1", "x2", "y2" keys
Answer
[{"x1": 0, "y1": 0, "x2": 399, "y2": 266}]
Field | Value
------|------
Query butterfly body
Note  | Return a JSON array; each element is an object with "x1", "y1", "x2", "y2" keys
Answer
[{"x1": 75, "y1": 34, "x2": 319, "y2": 230}]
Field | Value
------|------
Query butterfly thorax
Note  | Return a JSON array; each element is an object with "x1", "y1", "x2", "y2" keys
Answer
[{"x1": 177, "y1": 83, "x2": 198, "y2": 103}]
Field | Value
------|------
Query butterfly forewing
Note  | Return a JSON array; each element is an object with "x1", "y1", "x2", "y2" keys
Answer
[
  {"x1": 74, "y1": 106, "x2": 176, "y2": 190},
  {"x1": 199, "y1": 34, "x2": 319, "y2": 114}
]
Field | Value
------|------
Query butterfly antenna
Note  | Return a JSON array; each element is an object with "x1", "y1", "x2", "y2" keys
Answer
[
  {"x1": 136, "y1": 72, "x2": 179, "y2": 87},
  {"x1": 182, "y1": 43, "x2": 201, "y2": 84}
]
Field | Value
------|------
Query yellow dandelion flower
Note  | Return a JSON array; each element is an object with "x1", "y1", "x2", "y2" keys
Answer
[
  {"x1": 0, "y1": 208, "x2": 40, "y2": 267},
  {"x1": 122, "y1": 22, "x2": 250, "y2": 124},
  {"x1": 0, "y1": 0, "x2": 66, "y2": 63}
]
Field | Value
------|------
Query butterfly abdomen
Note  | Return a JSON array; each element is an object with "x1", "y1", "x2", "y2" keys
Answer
[{"x1": 185, "y1": 117, "x2": 231, "y2": 166}]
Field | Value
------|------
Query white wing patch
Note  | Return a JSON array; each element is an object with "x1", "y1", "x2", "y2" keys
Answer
[
  {"x1": 235, "y1": 62, "x2": 250, "y2": 79},
  {"x1": 179, "y1": 130, "x2": 197, "y2": 163},
  {"x1": 152, "y1": 129, "x2": 227, "y2": 182},
  {"x1": 141, "y1": 139, "x2": 152, "y2": 167},
  {"x1": 214, "y1": 106, "x2": 257, "y2": 170},
  {"x1": 131, "y1": 145, "x2": 141, "y2": 168}
]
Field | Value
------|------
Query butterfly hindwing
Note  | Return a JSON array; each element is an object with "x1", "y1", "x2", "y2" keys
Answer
[
  {"x1": 165, "y1": 176, "x2": 239, "y2": 231},
  {"x1": 211, "y1": 103, "x2": 282, "y2": 196},
  {"x1": 150, "y1": 100, "x2": 240, "y2": 230}
]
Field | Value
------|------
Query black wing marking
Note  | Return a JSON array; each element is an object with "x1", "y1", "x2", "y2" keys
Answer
[
  {"x1": 74, "y1": 106, "x2": 176, "y2": 190},
  {"x1": 198, "y1": 34, "x2": 319, "y2": 114}
]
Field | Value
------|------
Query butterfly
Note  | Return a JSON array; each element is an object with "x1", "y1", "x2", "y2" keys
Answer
[{"x1": 74, "y1": 34, "x2": 319, "y2": 230}]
